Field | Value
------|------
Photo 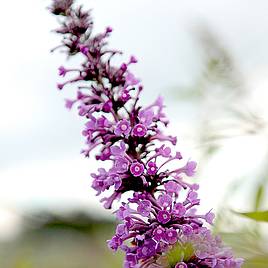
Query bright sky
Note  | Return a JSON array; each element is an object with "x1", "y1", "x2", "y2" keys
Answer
[{"x1": 1, "y1": 0, "x2": 268, "y2": 238}]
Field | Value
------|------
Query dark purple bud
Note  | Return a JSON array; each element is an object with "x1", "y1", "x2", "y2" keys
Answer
[
  {"x1": 58, "y1": 66, "x2": 67, "y2": 76},
  {"x1": 129, "y1": 55, "x2": 138, "y2": 64},
  {"x1": 106, "y1": 26, "x2": 113, "y2": 33},
  {"x1": 103, "y1": 100, "x2": 113, "y2": 112}
]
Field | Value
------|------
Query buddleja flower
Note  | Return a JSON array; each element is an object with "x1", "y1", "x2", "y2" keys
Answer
[
  {"x1": 109, "y1": 189, "x2": 242, "y2": 267},
  {"x1": 49, "y1": 1, "x2": 243, "y2": 267}
]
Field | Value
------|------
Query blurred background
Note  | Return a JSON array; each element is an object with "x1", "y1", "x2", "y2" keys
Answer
[{"x1": 0, "y1": 0, "x2": 268, "y2": 267}]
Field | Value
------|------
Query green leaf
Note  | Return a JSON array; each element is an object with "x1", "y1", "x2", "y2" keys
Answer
[
  {"x1": 254, "y1": 184, "x2": 265, "y2": 211},
  {"x1": 166, "y1": 243, "x2": 194, "y2": 267},
  {"x1": 234, "y1": 210, "x2": 268, "y2": 222}
]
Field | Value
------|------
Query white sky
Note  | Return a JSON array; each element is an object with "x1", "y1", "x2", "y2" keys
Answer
[{"x1": 1, "y1": 0, "x2": 268, "y2": 236}]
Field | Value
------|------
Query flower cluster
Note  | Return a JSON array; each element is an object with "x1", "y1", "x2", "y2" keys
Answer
[
  {"x1": 109, "y1": 191, "x2": 242, "y2": 268},
  {"x1": 49, "y1": 1, "x2": 243, "y2": 267}
]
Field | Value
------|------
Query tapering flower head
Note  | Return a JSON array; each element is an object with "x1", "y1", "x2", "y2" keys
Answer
[{"x1": 49, "y1": 1, "x2": 243, "y2": 267}]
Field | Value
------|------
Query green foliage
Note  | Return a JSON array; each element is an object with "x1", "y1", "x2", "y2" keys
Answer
[
  {"x1": 254, "y1": 184, "x2": 265, "y2": 211},
  {"x1": 166, "y1": 243, "x2": 194, "y2": 267},
  {"x1": 234, "y1": 211, "x2": 268, "y2": 223}
]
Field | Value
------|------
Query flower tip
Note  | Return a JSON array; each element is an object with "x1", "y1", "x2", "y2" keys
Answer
[
  {"x1": 120, "y1": 63, "x2": 128, "y2": 72},
  {"x1": 129, "y1": 55, "x2": 138, "y2": 64},
  {"x1": 57, "y1": 83, "x2": 64, "y2": 90},
  {"x1": 65, "y1": 99, "x2": 74, "y2": 109},
  {"x1": 205, "y1": 211, "x2": 215, "y2": 224},
  {"x1": 79, "y1": 45, "x2": 89, "y2": 55},
  {"x1": 58, "y1": 66, "x2": 67, "y2": 76},
  {"x1": 106, "y1": 26, "x2": 113, "y2": 33}
]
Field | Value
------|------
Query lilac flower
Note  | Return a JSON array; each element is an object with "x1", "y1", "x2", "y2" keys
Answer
[
  {"x1": 111, "y1": 141, "x2": 127, "y2": 156},
  {"x1": 120, "y1": 89, "x2": 131, "y2": 102},
  {"x1": 164, "y1": 181, "x2": 181, "y2": 195},
  {"x1": 137, "y1": 200, "x2": 152, "y2": 217},
  {"x1": 137, "y1": 239, "x2": 157, "y2": 258},
  {"x1": 157, "y1": 145, "x2": 172, "y2": 157},
  {"x1": 115, "y1": 119, "x2": 131, "y2": 136},
  {"x1": 204, "y1": 211, "x2": 215, "y2": 224},
  {"x1": 175, "y1": 263, "x2": 187, "y2": 268},
  {"x1": 132, "y1": 124, "x2": 147, "y2": 137},
  {"x1": 49, "y1": 2, "x2": 243, "y2": 267},
  {"x1": 158, "y1": 194, "x2": 172, "y2": 208},
  {"x1": 165, "y1": 228, "x2": 177, "y2": 244},
  {"x1": 173, "y1": 203, "x2": 186, "y2": 217},
  {"x1": 126, "y1": 72, "x2": 140, "y2": 86},
  {"x1": 157, "y1": 210, "x2": 171, "y2": 224},
  {"x1": 130, "y1": 161, "x2": 144, "y2": 177},
  {"x1": 114, "y1": 157, "x2": 130, "y2": 173},
  {"x1": 138, "y1": 109, "x2": 154, "y2": 126},
  {"x1": 109, "y1": 190, "x2": 242, "y2": 267},
  {"x1": 147, "y1": 161, "x2": 157, "y2": 175},
  {"x1": 58, "y1": 66, "x2": 67, "y2": 76},
  {"x1": 153, "y1": 227, "x2": 165, "y2": 241}
]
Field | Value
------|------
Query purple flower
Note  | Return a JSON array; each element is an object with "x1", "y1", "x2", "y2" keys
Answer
[
  {"x1": 182, "y1": 224, "x2": 193, "y2": 236},
  {"x1": 187, "y1": 191, "x2": 199, "y2": 204},
  {"x1": 147, "y1": 161, "x2": 157, "y2": 175},
  {"x1": 130, "y1": 161, "x2": 144, "y2": 177},
  {"x1": 164, "y1": 181, "x2": 180, "y2": 195},
  {"x1": 125, "y1": 72, "x2": 139, "y2": 86},
  {"x1": 153, "y1": 227, "x2": 165, "y2": 241},
  {"x1": 157, "y1": 145, "x2": 171, "y2": 157},
  {"x1": 79, "y1": 45, "x2": 89, "y2": 55},
  {"x1": 114, "y1": 119, "x2": 131, "y2": 136},
  {"x1": 158, "y1": 194, "x2": 172, "y2": 208},
  {"x1": 129, "y1": 55, "x2": 138, "y2": 64},
  {"x1": 138, "y1": 109, "x2": 154, "y2": 126},
  {"x1": 125, "y1": 254, "x2": 137, "y2": 267},
  {"x1": 57, "y1": 83, "x2": 64, "y2": 90},
  {"x1": 165, "y1": 228, "x2": 177, "y2": 244},
  {"x1": 103, "y1": 100, "x2": 113, "y2": 112},
  {"x1": 111, "y1": 141, "x2": 127, "y2": 156},
  {"x1": 132, "y1": 123, "x2": 147, "y2": 137},
  {"x1": 137, "y1": 239, "x2": 157, "y2": 258},
  {"x1": 137, "y1": 200, "x2": 151, "y2": 217},
  {"x1": 107, "y1": 235, "x2": 122, "y2": 251},
  {"x1": 58, "y1": 66, "x2": 67, "y2": 76},
  {"x1": 205, "y1": 211, "x2": 215, "y2": 224},
  {"x1": 157, "y1": 210, "x2": 171, "y2": 224},
  {"x1": 116, "y1": 224, "x2": 128, "y2": 237},
  {"x1": 114, "y1": 157, "x2": 129, "y2": 173},
  {"x1": 120, "y1": 89, "x2": 131, "y2": 102},
  {"x1": 173, "y1": 203, "x2": 186, "y2": 217},
  {"x1": 175, "y1": 263, "x2": 187, "y2": 268},
  {"x1": 96, "y1": 147, "x2": 111, "y2": 161},
  {"x1": 65, "y1": 99, "x2": 76, "y2": 109},
  {"x1": 184, "y1": 161, "x2": 197, "y2": 176},
  {"x1": 49, "y1": 2, "x2": 243, "y2": 267}
]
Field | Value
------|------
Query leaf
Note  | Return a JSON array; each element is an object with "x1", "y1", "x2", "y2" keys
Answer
[
  {"x1": 166, "y1": 243, "x2": 194, "y2": 266},
  {"x1": 234, "y1": 210, "x2": 268, "y2": 222},
  {"x1": 254, "y1": 184, "x2": 265, "y2": 211},
  {"x1": 244, "y1": 255, "x2": 268, "y2": 268}
]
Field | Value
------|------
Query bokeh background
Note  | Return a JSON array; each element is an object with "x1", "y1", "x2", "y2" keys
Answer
[{"x1": 0, "y1": 0, "x2": 268, "y2": 267}]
